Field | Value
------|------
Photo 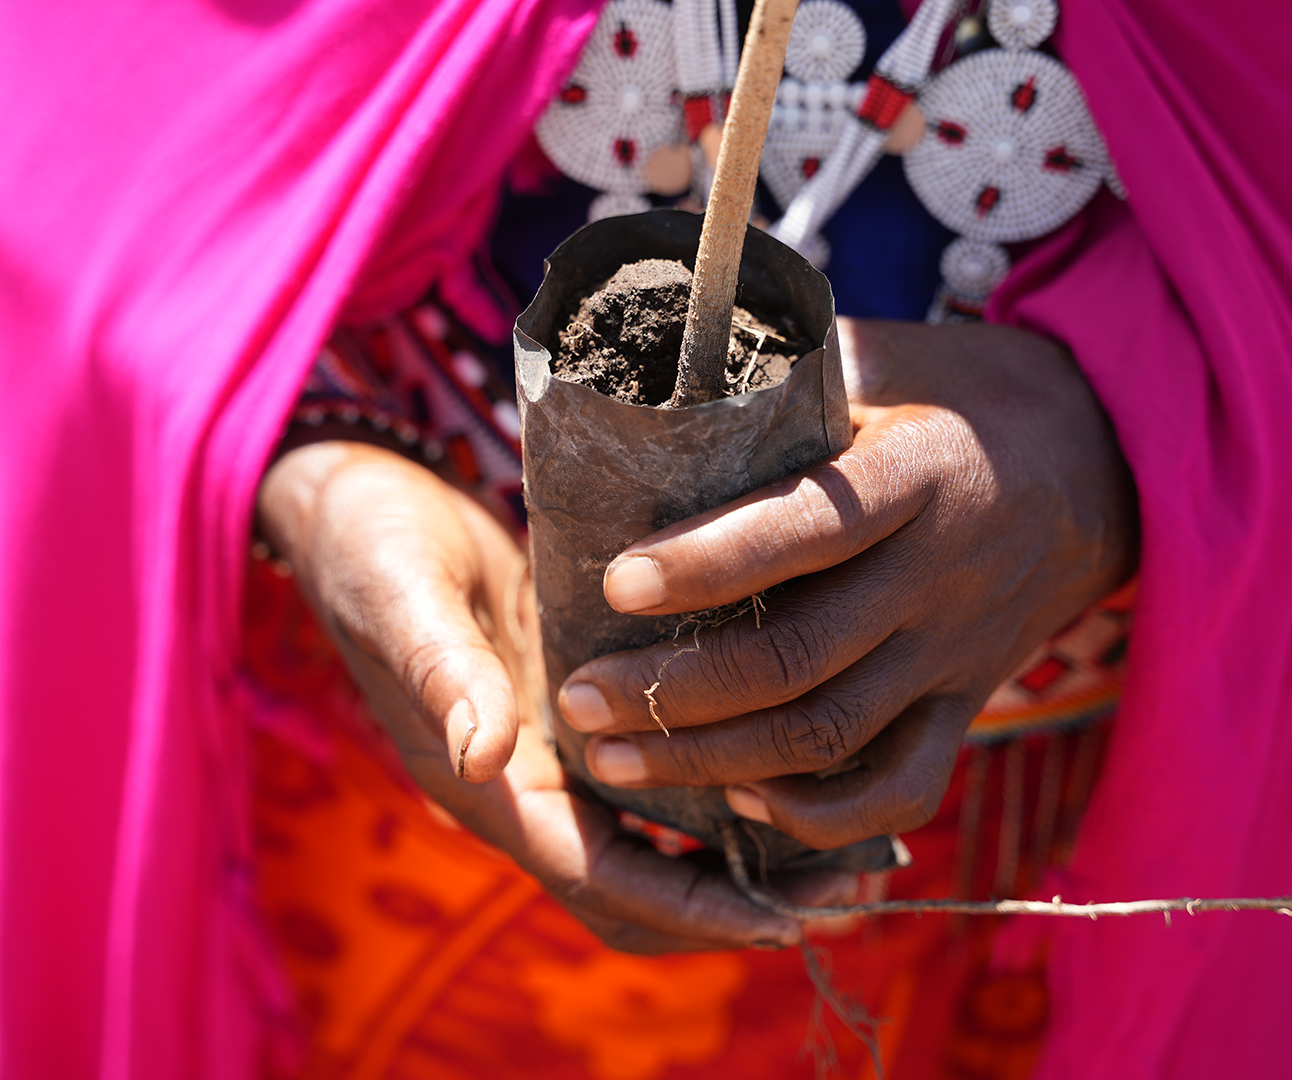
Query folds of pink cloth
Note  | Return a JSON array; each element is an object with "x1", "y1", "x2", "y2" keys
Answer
[
  {"x1": 2, "y1": 0, "x2": 1290, "y2": 1075},
  {"x1": 0, "y1": 0, "x2": 599, "y2": 1075},
  {"x1": 989, "y1": 2, "x2": 1292, "y2": 1075}
]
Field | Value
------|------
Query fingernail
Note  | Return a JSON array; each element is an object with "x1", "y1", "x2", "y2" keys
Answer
[
  {"x1": 446, "y1": 699, "x2": 477, "y2": 780},
  {"x1": 590, "y1": 737, "x2": 648, "y2": 785},
  {"x1": 560, "y1": 681, "x2": 615, "y2": 732},
  {"x1": 726, "y1": 785, "x2": 772, "y2": 824},
  {"x1": 603, "y1": 555, "x2": 665, "y2": 613}
]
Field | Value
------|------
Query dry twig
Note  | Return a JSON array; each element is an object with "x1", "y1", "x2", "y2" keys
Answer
[{"x1": 719, "y1": 822, "x2": 1292, "y2": 921}]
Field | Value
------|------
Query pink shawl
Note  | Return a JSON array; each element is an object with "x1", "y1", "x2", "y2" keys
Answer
[
  {"x1": 0, "y1": 1, "x2": 597, "y2": 1076},
  {"x1": 990, "y1": 0, "x2": 1292, "y2": 1075},
  {"x1": 2, "y1": 0, "x2": 1290, "y2": 1076}
]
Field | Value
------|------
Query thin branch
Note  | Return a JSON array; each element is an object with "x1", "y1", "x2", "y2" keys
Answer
[{"x1": 719, "y1": 821, "x2": 1292, "y2": 921}]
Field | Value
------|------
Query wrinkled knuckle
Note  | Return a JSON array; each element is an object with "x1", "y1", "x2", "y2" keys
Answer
[
  {"x1": 763, "y1": 621, "x2": 818, "y2": 684},
  {"x1": 777, "y1": 702, "x2": 859, "y2": 773},
  {"x1": 755, "y1": 617, "x2": 828, "y2": 694},
  {"x1": 699, "y1": 616, "x2": 831, "y2": 713},
  {"x1": 714, "y1": 625, "x2": 797, "y2": 702},
  {"x1": 804, "y1": 467, "x2": 861, "y2": 545},
  {"x1": 400, "y1": 640, "x2": 449, "y2": 707},
  {"x1": 702, "y1": 632, "x2": 760, "y2": 706},
  {"x1": 763, "y1": 712, "x2": 806, "y2": 771}
]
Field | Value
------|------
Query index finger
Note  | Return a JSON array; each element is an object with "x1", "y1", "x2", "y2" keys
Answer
[{"x1": 600, "y1": 406, "x2": 938, "y2": 617}]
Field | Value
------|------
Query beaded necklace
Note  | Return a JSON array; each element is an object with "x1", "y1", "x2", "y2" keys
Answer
[{"x1": 536, "y1": 0, "x2": 1125, "y2": 317}]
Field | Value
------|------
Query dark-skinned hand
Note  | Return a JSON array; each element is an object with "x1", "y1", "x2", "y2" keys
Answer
[
  {"x1": 558, "y1": 318, "x2": 1138, "y2": 851},
  {"x1": 256, "y1": 438, "x2": 857, "y2": 954}
]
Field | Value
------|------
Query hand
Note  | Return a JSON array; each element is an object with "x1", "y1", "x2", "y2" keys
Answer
[
  {"x1": 558, "y1": 319, "x2": 1139, "y2": 850},
  {"x1": 256, "y1": 438, "x2": 851, "y2": 951}
]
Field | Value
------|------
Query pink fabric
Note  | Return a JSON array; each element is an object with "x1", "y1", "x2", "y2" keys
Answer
[
  {"x1": 0, "y1": 1, "x2": 597, "y2": 1076},
  {"x1": 3, "y1": 0, "x2": 1290, "y2": 1075},
  {"x1": 990, "y1": 0, "x2": 1292, "y2": 1075}
]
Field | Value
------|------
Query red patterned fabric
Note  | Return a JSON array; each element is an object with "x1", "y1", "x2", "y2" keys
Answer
[{"x1": 245, "y1": 558, "x2": 1105, "y2": 1080}]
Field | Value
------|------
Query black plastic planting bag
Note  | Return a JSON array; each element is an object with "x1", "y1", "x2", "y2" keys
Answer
[{"x1": 515, "y1": 209, "x2": 900, "y2": 873}]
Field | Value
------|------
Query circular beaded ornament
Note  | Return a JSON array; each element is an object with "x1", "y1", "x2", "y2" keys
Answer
[
  {"x1": 940, "y1": 237, "x2": 1011, "y2": 297},
  {"x1": 768, "y1": 0, "x2": 962, "y2": 258},
  {"x1": 762, "y1": 0, "x2": 867, "y2": 228},
  {"x1": 903, "y1": 49, "x2": 1107, "y2": 242},
  {"x1": 762, "y1": 79, "x2": 858, "y2": 211},
  {"x1": 784, "y1": 0, "x2": 867, "y2": 84},
  {"x1": 535, "y1": 0, "x2": 682, "y2": 195},
  {"x1": 985, "y1": 0, "x2": 1059, "y2": 51}
]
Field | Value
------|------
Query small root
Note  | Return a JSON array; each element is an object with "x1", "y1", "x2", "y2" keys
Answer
[
  {"x1": 736, "y1": 334, "x2": 767, "y2": 394},
  {"x1": 642, "y1": 645, "x2": 700, "y2": 735},
  {"x1": 732, "y1": 319, "x2": 789, "y2": 345},
  {"x1": 719, "y1": 822, "x2": 1292, "y2": 921},
  {"x1": 643, "y1": 595, "x2": 770, "y2": 735},
  {"x1": 644, "y1": 680, "x2": 666, "y2": 734},
  {"x1": 800, "y1": 941, "x2": 887, "y2": 1080}
]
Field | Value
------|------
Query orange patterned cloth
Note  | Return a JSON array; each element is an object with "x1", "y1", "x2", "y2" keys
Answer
[{"x1": 244, "y1": 561, "x2": 1102, "y2": 1080}]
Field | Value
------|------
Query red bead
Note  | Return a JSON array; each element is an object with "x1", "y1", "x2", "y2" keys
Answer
[
  {"x1": 975, "y1": 185, "x2": 1001, "y2": 217},
  {"x1": 1011, "y1": 77, "x2": 1038, "y2": 114},
  {"x1": 856, "y1": 73, "x2": 915, "y2": 131},
  {"x1": 683, "y1": 95, "x2": 713, "y2": 143}
]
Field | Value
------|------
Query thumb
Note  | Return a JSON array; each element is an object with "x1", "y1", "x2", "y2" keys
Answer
[
  {"x1": 369, "y1": 492, "x2": 523, "y2": 784},
  {"x1": 306, "y1": 449, "x2": 522, "y2": 783},
  {"x1": 601, "y1": 407, "x2": 932, "y2": 616},
  {"x1": 397, "y1": 596, "x2": 521, "y2": 782}
]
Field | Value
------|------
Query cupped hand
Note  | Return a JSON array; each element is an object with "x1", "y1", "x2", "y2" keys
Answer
[
  {"x1": 256, "y1": 437, "x2": 849, "y2": 951},
  {"x1": 559, "y1": 319, "x2": 1139, "y2": 850}
]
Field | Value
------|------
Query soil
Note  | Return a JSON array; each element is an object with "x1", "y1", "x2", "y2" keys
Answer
[{"x1": 553, "y1": 258, "x2": 813, "y2": 406}]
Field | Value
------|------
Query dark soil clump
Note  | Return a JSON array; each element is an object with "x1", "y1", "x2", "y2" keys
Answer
[{"x1": 553, "y1": 258, "x2": 812, "y2": 406}]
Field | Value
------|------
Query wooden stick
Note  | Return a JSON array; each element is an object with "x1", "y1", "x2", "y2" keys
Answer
[{"x1": 670, "y1": 0, "x2": 800, "y2": 407}]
